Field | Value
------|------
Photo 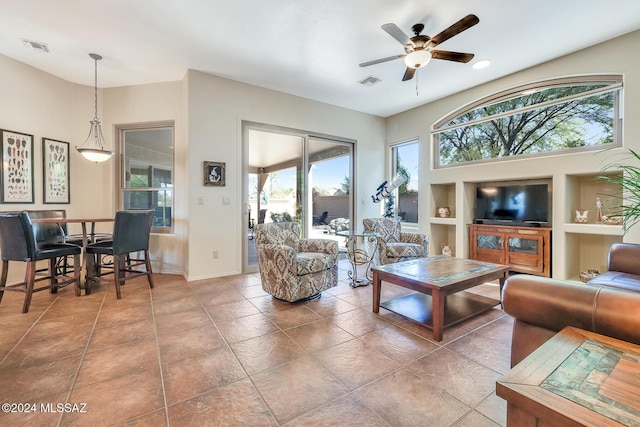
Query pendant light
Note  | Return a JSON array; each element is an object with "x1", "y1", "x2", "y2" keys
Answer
[{"x1": 76, "y1": 53, "x2": 113, "y2": 163}]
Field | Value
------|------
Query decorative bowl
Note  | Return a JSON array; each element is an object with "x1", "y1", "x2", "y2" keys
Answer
[
  {"x1": 603, "y1": 216, "x2": 623, "y2": 225},
  {"x1": 579, "y1": 269, "x2": 599, "y2": 283},
  {"x1": 436, "y1": 207, "x2": 451, "y2": 218}
]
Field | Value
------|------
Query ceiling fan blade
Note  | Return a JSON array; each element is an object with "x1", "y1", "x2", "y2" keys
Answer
[
  {"x1": 431, "y1": 50, "x2": 475, "y2": 63},
  {"x1": 359, "y1": 54, "x2": 405, "y2": 68},
  {"x1": 402, "y1": 67, "x2": 416, "y2": 81},
  {"x1": 382, "y1": 23, "x2": 413, "y2": 47},
  {"x1": 430, "y1": 14, "x2": 479, "y2": 46}
]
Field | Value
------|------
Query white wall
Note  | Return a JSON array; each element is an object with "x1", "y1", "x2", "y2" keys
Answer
[
  {"x1": 387, "y1": 29, "x2": 640, "y2": 277},
  {"x1": 0, "y1": 54, "x2": 112, "y2": 220},
  {"x1": 185, "y1": 70, "x2": 386, "y2": 280},
  {"x1": 102, "y1": 81, "x2": 185, "y2": 274}
]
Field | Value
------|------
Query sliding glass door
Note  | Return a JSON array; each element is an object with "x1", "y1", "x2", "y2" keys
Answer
[
  {"x1": 243, "y1": 123, "x2": 353, "y2": 273},
  {"x1": 308, "y1": 137, "x2": 352, "y2": 239}
]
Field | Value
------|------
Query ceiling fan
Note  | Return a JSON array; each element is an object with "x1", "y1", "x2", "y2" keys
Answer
[{"x1": 360, "y1": 14, "x2": 479, "y2": 81}]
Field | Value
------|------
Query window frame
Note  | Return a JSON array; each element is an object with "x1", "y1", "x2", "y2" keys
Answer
[
  {"x1": 432, "y1": 75, "x2": 623, "y2": 168},
  {"x1": 117, "y1": 121, "x2": 175, "y2": 234},
  {"x1": 391, "y1": 139, "x2": 420, "y2": 224}
]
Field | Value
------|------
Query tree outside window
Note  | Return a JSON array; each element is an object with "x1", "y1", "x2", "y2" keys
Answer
[
  {"x1": 392, "y1": 141, "x2": 419, "y2": 223},
  {"x1": 119, "y1": 124, "x2": 174, "y2": 232},
  {"x1": 435, "y1": 76, "x2": 621, "y2": 167}
]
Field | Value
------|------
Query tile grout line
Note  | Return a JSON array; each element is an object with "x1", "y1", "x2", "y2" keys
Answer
[
  {"x1": 57, "y1": 287, "x2": 108, "y2": 427},
  {"x1": 0, "y1": 299, "x2": 54, "y2": 368},
  {"x1": 147, "y1": 284, "x2": 172, "y2": 426},
  {"x1": 178, "y1": 281, "x2": 283, "y2": 425}
]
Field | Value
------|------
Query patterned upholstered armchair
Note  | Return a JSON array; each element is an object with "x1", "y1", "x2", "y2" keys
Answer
[
  {"x1": 255, "y1": 222, "x2": 338, "y2": 302},
  {"x1": 363, "y1": 217, "x2": 429, "y2": 265}
]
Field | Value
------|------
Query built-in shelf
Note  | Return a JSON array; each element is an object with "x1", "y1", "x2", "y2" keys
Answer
[
  {"x1": 562, "y1": 172, "x2": 624, "y2": 279},
  {"x1": 565, "y1": 172, "x2": 622, "y2": 224},
  {"x1": 430, "y1": 183, "x2": 456, "y2": 217},
  {"x1": 563, "y1": 223, "x2": 624, "y2": 236},
  {"x1": 429, "y1": 217, "x2": 456, "y2": 225},
  {"x1": 429, "y1": 183, "x2": 457, "y2": 256},
  {"x1": 425, "y1": 174, "x2": 627, "y2": 280}
]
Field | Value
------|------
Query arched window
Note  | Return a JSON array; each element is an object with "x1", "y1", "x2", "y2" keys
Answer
[{"x1": 433, "y1": 75, "x2": 623, "y2": 168}]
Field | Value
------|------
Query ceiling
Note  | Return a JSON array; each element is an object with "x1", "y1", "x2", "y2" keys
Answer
[{"x1": 2, "y1": 1, "x2": 640, "y2": 118}]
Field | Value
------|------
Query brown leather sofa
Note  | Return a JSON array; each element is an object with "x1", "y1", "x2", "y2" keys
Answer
[
  {"x1": 502, "y1": 242, "x2": 640, "y2": 367},
  {"x1": 586, "y1": 242, "x2": 640, "y2": 292}
]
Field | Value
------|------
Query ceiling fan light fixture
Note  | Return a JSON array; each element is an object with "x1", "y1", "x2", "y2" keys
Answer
[{"x1": 404, "y1": 50, "x2": 432, "y2": 69}]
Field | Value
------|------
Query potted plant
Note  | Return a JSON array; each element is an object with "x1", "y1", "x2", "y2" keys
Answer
[{"x1": 599, "y1": 149, "x2": 640, "y2": 232}]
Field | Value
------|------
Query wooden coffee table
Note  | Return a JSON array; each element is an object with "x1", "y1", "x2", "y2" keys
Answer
[
  {"x1": 497, "y1": 327, "x2": 640, "y2": 426},
  {"x1": 372, "y1": 256, "x2": 509, "y2": 341}
]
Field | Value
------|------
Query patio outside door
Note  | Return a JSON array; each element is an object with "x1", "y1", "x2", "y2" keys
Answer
[{"x1": 243, "y1": 123, "x2": 353, "y2": 273}]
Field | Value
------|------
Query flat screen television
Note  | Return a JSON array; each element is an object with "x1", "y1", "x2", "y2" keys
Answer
[{"x1": 475, "y1": 182, "x2": 550, "y2": 226}]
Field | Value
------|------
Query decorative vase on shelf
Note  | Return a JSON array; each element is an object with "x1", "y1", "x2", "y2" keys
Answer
[
  {"x1": 596, "y1": 198, "x2": 603, "y2": 224},
  {"x1": 436, "y1": 207, "x2": 451, "y2": 218},
  {"x1": 575, "y1": 209, "x2": 589, "y2": 223},
  {"x1": 442, "y1": 245, "x2": 452, "y2": 257}
]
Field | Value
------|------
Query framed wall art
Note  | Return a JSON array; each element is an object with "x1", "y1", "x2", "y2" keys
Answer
[
  {"x1": 204, "y1": 161, "x2": 225, "y2": 186},
  {"x1": 1, "y1": 129, "x2": 34, "y2": 204},
  {"x1": 42, "y1": 137, "x2": 70, "y2": 204}
]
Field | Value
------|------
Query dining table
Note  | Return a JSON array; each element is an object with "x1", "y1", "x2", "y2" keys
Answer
[{"x1": 31, "y1": 217, "x2": 114, "y2": 293}]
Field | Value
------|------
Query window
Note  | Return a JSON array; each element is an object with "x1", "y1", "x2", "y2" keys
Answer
[
  {"x1": 391, "y1": 140, "x2": 419, "y2": 223},
  {"x1": 118, "y1": 122, "x2": 174, "y2": 233},
  {"x1": 434, "y1": 75, "x2": 622, "y2": 167}
]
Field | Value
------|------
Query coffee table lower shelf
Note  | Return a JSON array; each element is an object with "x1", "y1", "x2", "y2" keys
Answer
[{"x1": 380, "y1": 291, "x2": 500, "y2": 331}]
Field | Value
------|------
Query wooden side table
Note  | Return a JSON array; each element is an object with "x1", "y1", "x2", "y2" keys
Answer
[{"x1": 497, "y1": 326, "x2": 640, "y2": 426}]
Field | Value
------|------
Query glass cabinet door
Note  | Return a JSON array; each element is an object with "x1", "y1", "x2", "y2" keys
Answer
[
  {"x1": 507, "y1": 237, "x2": 539, "y2": 255},
  {"x1": 477, "y1": 234, "x2": 502, "y2": 250},
  {"x1": 506, "y1": 235, "x2": 544, "y2": 273},
  {"x1": 472, "y1": 231, "x2": 505, "y2": 264}
]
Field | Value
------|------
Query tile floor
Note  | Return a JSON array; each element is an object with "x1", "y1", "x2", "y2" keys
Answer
[{"x1": 0, "y1": 259, "x2": 511, "y2": 426}]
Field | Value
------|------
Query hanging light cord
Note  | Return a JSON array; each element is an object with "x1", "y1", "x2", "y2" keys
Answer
[{"x1": 93, "y1": 55, "x2": 98, "y2": 120}]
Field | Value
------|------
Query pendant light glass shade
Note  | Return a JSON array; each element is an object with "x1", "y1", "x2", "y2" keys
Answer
[{"x1": 76, "y1": 53, "x2": 113, "y2": 163}]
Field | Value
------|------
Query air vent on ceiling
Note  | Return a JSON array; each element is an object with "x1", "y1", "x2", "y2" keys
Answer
[
  {"x1": 21, "y1": 39, "x2": 50, "y2": 53},
  {"x1": 358, "y1": 76, "x2": 381, "y2": 87}
]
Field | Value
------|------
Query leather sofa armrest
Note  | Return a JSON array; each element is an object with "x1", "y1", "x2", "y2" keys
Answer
[
  {"x1": 503, "y1": 275, "x2": 601, "y2": 366},
  {"x1": 608, "y1": 243, "x2": 640, "y2": 275},
  {"x1": 503, "y1": 274, "x2": 640, "y2": 366},
  {"x1": 503, "y1": 275, "x2": 599, "y2": 333}
]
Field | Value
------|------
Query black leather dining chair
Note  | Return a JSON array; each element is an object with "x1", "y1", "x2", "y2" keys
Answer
[
  {"x1": 27, "y1": 209, "x2": 111, "y2": 246},
  {"x1": 85, "y1": 210, "x2": 154, "y2": 299},
  {"x1": 0, "y1": 211, "x2": 81, "y2": 313},
  {"x1": 27, "y1": 209, "x2": 66, "y2": 244},
  {"x1": 28, "y1": 209, "x2": 75, "y2": 276}
]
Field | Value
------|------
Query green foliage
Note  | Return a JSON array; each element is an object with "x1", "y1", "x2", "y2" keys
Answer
[
  {"x1": 341, "y1": 175, "x2": 350, "y2": 195},
  {"x1": 599, "y1": 149, "x2": 640, "y2": 233},
  {"x1": 396, "y1": 157, "x2": 410, "y2": 195},
  {"x1": 130, "y1": 167, "x2": 150, "y2": 188},
  {"x1": 439, "y1": 86, "x2": 616, "y2": 165}
]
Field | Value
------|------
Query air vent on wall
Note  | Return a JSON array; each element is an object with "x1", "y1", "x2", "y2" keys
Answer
[
  {"x1": 358, "y1": 76, "x2": 381, "y2": 86},
  {"x1": 21, "y1": 39, "x2": 50, "y2": 53}
]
